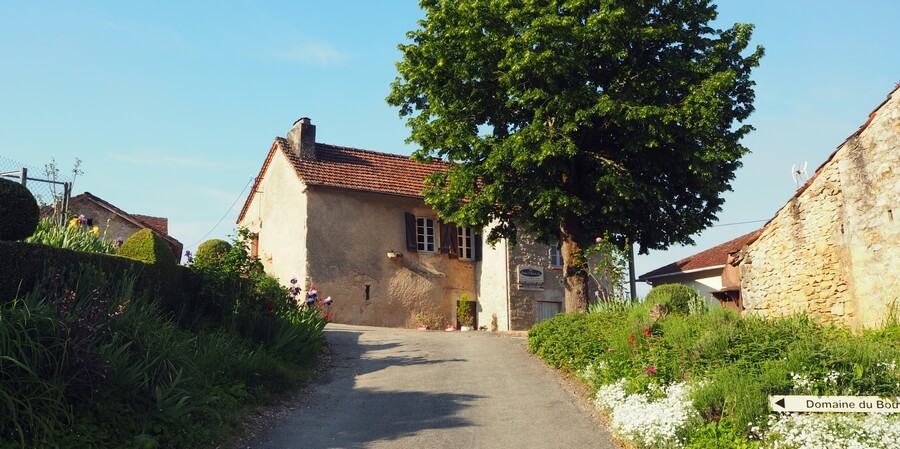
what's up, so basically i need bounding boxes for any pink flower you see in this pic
[595,236,602,244]
[646,365,657,375]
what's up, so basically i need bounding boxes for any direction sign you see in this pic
[769,395,900,413]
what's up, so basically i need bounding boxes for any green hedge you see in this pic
[0,241,180,305]
[0,178,40,241]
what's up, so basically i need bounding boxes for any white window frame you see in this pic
[550,244,563,268]
[457,226,474,260]
[416,217,436,253]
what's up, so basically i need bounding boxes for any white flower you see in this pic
[764,412,900,449]
[594,380,698,448]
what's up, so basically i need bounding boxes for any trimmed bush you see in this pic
[117,228,176,266]
[644,283,701,316]
[0,178,40,241]
[196,239,232,264]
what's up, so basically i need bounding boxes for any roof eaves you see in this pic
[638,265,725,282]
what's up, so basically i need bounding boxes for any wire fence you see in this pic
[0,155,73,223]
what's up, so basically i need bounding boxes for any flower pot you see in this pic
[460,325,473,332]
[416,323,429,331]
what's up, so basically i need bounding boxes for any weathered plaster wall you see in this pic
[305,187,477,328]
[238,150,310,288]
[506,232,565,331]
[477,236,510,331]
[741,90,899,328]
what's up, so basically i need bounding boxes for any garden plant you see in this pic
[1,226,327,448]
[529,284,900,448]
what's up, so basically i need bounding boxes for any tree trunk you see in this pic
[560,224,589,313]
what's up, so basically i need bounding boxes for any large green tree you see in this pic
[388,0,763,311]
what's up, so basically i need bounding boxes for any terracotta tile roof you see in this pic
[238,138,447,222]
[638,229,762,281]
[132,214,168,235]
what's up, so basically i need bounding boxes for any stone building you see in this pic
[68,192,183,262]
[739,86,899,328]
[237,118,566,330]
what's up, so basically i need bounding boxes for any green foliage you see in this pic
[529,304,900,447]
[195,239,232,267]
[0,178,40,241]
[0,241,170,308]
[117,228,176,266]
[0,299,71,446]
[528,311,619,372]
[388,0,764,258]
[25,218,116,254]
[645,283,703,316]
[584,234,630,302]
[457,294,473,327]
[1,248,325,448]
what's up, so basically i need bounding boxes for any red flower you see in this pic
[642,327,652,338]
[646,365,657,375]
[266,302,274,311]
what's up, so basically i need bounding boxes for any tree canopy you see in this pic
[388,0,763,308]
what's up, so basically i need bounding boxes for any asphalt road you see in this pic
[247,324,619,449]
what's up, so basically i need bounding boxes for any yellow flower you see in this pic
[92,226,100,236]
[68,218,78,228]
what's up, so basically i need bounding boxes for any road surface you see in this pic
[247,324,618,449]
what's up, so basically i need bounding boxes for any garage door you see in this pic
[536,301,562,323]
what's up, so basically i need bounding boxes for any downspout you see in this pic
[505,239,511,331]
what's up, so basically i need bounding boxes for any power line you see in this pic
[188,177,254,248]
[711,219,768,228]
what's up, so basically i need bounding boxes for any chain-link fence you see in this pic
[0,155,73,224]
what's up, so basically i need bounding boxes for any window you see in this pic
[416,217,436,252]
[457,226,474,260]
[250,233,259,258]
[550,244,563,268]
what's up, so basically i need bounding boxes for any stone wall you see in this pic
[741,88,899,328]
[506,232,565,331]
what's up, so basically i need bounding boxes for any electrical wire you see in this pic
[187,177,254,248]
[711,219,769,228]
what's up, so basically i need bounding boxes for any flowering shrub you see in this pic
[25,218,116,254]
[530,303,900,448]
[594,380,700,448]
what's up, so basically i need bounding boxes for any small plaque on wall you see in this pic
[517,265,545,290]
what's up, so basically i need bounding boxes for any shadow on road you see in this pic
[316,388,481,448]
[251,327,482,449]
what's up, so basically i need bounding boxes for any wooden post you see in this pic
[628,242,637,301]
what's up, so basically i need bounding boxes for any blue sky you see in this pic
[2,1,897,295]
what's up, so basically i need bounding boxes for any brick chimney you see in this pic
[287,117,317,160]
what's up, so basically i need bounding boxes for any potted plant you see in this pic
[457,294,474,331]
[414,311,431,330]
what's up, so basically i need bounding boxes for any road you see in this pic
[246,324,618,449]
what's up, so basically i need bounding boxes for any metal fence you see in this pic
[0,155,73,224]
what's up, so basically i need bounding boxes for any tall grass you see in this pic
[1,261,327,448]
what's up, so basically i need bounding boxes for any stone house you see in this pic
[237,118,566,330]
[68,192,183,263]
[640,86,898,328]
[737,86,900,328]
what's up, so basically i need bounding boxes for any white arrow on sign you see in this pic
[769,395,900,413]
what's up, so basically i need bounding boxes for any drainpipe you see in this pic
[505,239,511,331]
